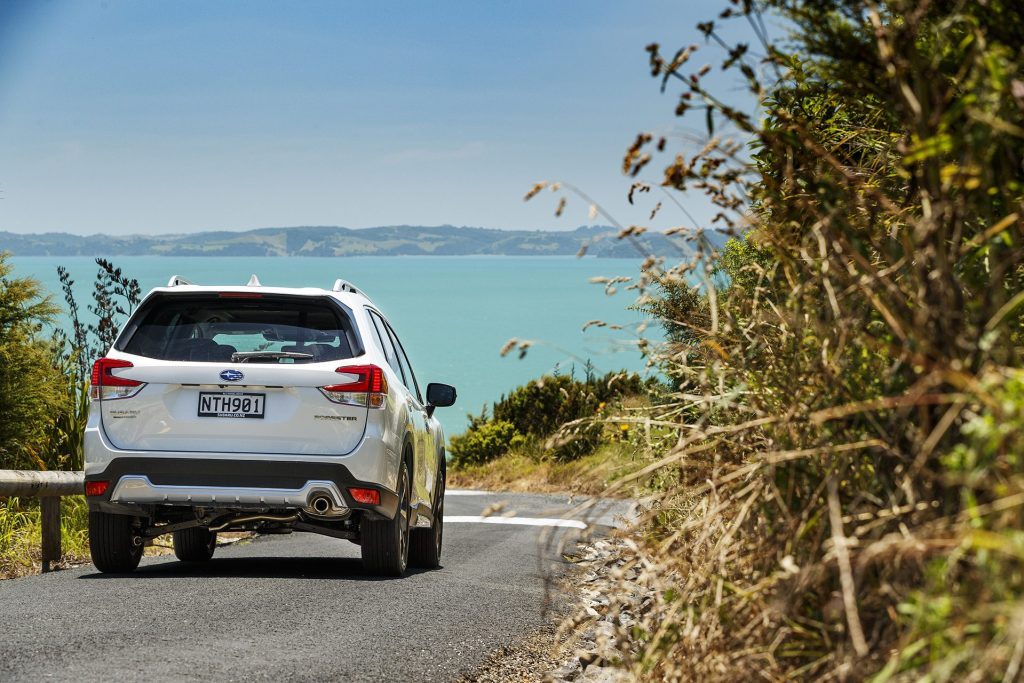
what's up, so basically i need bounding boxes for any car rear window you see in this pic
[118,294,360,363]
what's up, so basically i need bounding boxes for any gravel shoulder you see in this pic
[460,537,641,683]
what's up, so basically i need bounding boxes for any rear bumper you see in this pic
[83,420,401,520]
[85,457,399,520]
[108,476,345,508]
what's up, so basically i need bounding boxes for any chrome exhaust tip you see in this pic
[304,494,350,519]
[310,496,332,515]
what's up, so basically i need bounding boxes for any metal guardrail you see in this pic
[0,470,85,572]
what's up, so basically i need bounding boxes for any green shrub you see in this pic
[495,372,646,438]
[0,255,141,472]
[0,253,65,470]
[545,419,604,461]
[451,370,649,466]
[493,375,595,437]
[449,420,526,467]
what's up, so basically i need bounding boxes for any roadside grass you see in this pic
[0,496,90,579]
[1,497,255,579]
[448,440,652,498]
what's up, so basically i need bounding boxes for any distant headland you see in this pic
[0,224,725,258]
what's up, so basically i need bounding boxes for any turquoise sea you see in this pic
[9,255,655,437]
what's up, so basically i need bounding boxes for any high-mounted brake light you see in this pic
[85,480,109,497]
[218,292,264,299]
[90,358,146,401]
[320,364,389,408]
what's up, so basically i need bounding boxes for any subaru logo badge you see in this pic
[220,369,244,382]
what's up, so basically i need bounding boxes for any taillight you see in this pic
[90,358,146,401]
[349,487,381,506]
[320,364,389,408]
[85,480,109,497]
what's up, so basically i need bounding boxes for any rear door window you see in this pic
[367,310,405,383]
[385,323,422,404]
[119,294,360,363]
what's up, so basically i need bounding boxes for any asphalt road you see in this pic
[0,490,633,682]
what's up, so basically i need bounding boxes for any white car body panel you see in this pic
[98,357,370,455]
[84,280,446,516]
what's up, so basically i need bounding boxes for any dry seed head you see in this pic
[499,338,518,357]
[481,502,506,518]
[523,181,547,201]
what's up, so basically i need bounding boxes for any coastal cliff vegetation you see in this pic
[457,0,1024,678]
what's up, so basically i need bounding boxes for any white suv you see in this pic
[83,275,456,577]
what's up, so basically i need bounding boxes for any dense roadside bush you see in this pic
[449,370,649,467]
[447,420,525,467]
[0,253,65,470]
[0,255,139,575]
[530,1,1024,680]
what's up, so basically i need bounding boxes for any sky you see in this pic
[0,0,752,236]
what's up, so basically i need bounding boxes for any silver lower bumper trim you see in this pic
[109,476,346,509]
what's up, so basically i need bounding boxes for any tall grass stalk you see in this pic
[533,1,1024,679]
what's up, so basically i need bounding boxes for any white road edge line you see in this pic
[445,490,489,496]
[445,515,587,529]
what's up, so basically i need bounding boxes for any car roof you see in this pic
[143,275,379,310]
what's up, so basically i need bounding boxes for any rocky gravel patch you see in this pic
[463,537,653,683]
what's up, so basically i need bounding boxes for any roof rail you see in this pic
[167,275,195,287]
[332,279,363,295]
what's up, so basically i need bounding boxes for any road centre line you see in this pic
[445,515,587,529]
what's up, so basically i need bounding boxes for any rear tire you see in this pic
[88,511,144,573]
[410,466,444,569]
[361,461,411,577]
[173,527,217,562]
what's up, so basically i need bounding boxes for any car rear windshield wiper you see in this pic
[230,351,315,363]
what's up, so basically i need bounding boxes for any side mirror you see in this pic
[425,383,457,417]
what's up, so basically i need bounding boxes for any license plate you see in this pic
[198,392,266,419]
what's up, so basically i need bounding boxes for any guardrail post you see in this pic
[0,470,84,573]
[40,497,62,573]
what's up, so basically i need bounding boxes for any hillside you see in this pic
[0,224,723,258]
